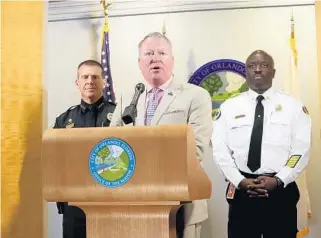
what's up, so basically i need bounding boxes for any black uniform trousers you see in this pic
[227,172,300,238]
[62,205,86,238]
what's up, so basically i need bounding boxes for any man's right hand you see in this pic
[238,178,268,198]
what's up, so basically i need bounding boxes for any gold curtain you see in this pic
[317,2,321,119]
[1,1,44,237]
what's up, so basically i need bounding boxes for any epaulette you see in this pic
[67,105,78,111]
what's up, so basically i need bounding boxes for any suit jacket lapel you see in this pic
[151,83,181,125]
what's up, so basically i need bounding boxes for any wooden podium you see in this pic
[42,125,211,238]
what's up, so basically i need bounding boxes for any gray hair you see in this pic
[138,32,172,53]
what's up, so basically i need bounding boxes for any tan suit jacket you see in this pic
[110,80,212,225]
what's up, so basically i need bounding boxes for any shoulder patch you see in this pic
[302,106,310,115]
[213,109,221,121]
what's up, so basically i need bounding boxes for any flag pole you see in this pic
[100,0,116,103]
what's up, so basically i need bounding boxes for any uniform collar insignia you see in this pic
[98,102,105,109]
[302,106,309,115]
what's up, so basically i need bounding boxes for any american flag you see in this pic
[101,14,116,103]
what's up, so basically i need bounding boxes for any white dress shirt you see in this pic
[212,88,312,187]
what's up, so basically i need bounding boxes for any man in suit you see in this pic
[110,32,212,238]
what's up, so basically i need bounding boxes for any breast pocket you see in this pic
[227,119,252,148]
[159,110,187,124]
[266,115,291,146]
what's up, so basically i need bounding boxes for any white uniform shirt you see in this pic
[212,88,311,187]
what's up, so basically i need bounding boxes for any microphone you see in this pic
[121,83,145,125]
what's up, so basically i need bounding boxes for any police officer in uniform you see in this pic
[212,50,311,238]
[54,60,116,238]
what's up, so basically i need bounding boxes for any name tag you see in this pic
[235,114,245,119]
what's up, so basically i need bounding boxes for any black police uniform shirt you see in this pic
[54,96,116,129]
[53,96,116,214]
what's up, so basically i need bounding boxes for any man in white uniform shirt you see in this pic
[111,32,212,238]
[212,50,311,238]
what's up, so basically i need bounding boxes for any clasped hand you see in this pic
[239,176,277,198]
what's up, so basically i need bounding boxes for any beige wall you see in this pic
[47,3,320,238]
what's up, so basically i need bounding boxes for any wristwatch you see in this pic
[275,176,284,188]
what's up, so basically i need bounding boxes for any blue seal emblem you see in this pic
[89,138,136,188]
[188,59,247,118]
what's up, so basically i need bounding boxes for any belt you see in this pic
[239,170,276,179]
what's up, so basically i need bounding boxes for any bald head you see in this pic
[246,50,274,68]
[245,50,276,94]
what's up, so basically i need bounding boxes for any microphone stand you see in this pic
[120,94,124,126]
[132,109,137,126]
[121,83,145,125]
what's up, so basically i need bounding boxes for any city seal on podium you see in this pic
[188,59,247,118]
[89,138,136,188]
